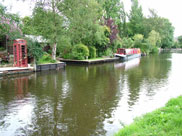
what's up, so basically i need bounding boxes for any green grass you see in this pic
[115,96,182,136]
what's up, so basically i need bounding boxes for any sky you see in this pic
[0,0,181,37]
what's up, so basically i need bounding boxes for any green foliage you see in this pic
[115,96,182,136]
[121,37,134,48]
[57,36,72,57]
[151,47,159,54]
[32,0,64,60]
[112,37,123,52]
[172,41,179,48]
[94,25,110,47]
[140,42,151,55]
[0,4,22,40]
[143,11,174,48]
[133,34,143,43]
[104,48,113,57]
[0,0,175,59]
[21,16,36,35]
[38,53,56,64]
[94,25,110,56]
[89,46,96,59]
[102,0,123,24]
[147,30,161,47]
[128,0,144,36]
[133,34,144,48]
[60,0,102,45]
[0,46,5,51]
[32,6,63,44]
[72,43,89,60]
[177,36,182,47]
[26,38,44,61]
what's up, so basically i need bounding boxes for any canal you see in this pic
[0,53,182,136]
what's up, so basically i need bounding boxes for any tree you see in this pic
[21,16,36,35]
[133,34,144,48]
[32,0,64,60]
[121,37,134,48]
[118,2,128,37]
[59,0,102,46]
[147,30,161,47]
[178,36,182,47]
[102,0,122,23]
[128,0,144,36]
[0,3,22,40]
[143,10,174,48]
[98,0,124,45]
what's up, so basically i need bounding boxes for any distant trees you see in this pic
[178,36,182,45]
[174,36,182,48]
[143,11,174,48]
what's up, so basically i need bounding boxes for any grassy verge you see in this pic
[115,96,182,136]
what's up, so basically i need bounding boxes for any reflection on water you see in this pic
[114,57,140,70]
[0,53,182,136]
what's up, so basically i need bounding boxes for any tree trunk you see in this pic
[52,43,57,60]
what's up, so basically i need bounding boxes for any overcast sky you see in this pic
[1,0,181,37]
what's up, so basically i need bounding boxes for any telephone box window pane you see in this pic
[21,45,25,58]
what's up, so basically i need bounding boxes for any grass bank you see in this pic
[115,96,182,136]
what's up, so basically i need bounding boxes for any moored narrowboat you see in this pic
[115,48,141,61]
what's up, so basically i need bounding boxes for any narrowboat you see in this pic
[115,48,141,61]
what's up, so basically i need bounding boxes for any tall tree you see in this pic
[102,0,122,23]
[128,0,144,36]
[21,16,36,35]
[32,0,64,60]
[58,0,102,46]
[118,2,128,37]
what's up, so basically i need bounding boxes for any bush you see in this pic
[140,42,151,55]
[38,53,56,64]
[57,36,72,58]
[89,46,96,59]
[112,38,122,52]
[151,47,159,54]
[26,38,43,62]
[104,48,113,57]
[121,37,134,48]
[0,47,5,51]
[72,43,89,60]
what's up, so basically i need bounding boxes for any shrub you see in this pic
[26,38,43,62]
[72,43,89,60]
[151,47,159,54]
[0,47,5,51]
[89,46,96,59]
[112,37,122,52]
[140,42,150,55]
[104,48,113,57]
[38,53,56,64]
[121,37,134,48]
[57,36,72,58]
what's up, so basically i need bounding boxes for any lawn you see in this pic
[115,96,182,136]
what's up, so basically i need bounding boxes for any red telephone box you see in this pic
[13,39,28,67]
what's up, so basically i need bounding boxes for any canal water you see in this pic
[0,53,182,136]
